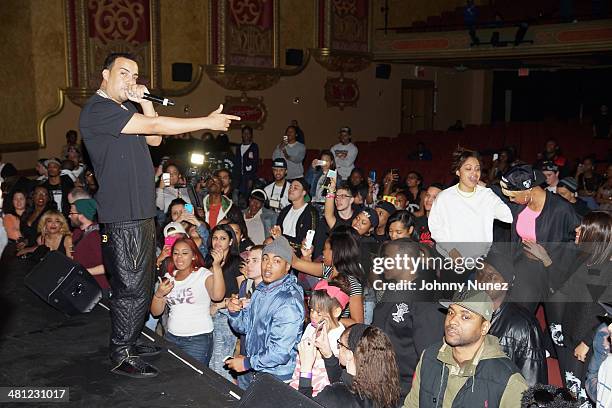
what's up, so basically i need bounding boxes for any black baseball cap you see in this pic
[360,207,379,230]
[272,158,287,169]
[540,161,559,173]
[376,200,396,216]
[500,165,546,191]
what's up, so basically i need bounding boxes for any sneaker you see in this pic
[134,344,163,357]
[111,356,159,378]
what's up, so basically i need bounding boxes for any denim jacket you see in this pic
[586,323,611,401]
[228,273,304,380]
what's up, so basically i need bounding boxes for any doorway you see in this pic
[401,79,434,134]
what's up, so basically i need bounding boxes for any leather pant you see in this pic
[101,218,156,363]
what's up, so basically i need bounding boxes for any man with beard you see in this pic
[404,289,527,408]
[68,198,109,294]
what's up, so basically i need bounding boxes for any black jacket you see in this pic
[299,357,378,408]
[493,187,581,291]
[276,203,319,254]
[372,274,447,399]
[488,301,548,386]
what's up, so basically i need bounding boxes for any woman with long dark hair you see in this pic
[298,324,401,408]
[429,148,512,260]
[532,211,612,404]
[2,189,28,257]
[205,223,244,381]
[151,238,225,366]
[292,226,364,325]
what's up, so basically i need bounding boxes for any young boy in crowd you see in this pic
[226,237,304,387]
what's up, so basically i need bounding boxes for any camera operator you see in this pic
[263,158,290,234]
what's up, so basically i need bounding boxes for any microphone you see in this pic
[143,92,175,106]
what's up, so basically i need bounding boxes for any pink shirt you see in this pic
[516,206,541,242]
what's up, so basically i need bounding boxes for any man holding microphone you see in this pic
[80,52,240,378]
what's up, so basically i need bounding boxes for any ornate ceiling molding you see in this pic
[313,48,372,72]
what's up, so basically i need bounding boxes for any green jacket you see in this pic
[404,335,528,408]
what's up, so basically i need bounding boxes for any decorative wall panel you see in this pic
[65,0,161,106]
[209,0,279,68]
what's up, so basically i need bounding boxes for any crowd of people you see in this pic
[0,118,611,408]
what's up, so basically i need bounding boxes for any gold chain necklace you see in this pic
[456,184,477,198]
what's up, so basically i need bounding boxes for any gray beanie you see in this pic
[263,236,293,264]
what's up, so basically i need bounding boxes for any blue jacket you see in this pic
[228,273,304,380]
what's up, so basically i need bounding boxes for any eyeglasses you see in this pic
[336,339,350,350]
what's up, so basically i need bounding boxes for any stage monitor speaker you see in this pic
[172,62,193,82]
[376,63,391,79]
[24,251,102,316]
[285,49,304,66]
[238,373,323,408]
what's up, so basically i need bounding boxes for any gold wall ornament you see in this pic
[223,93,267,130]
[312,48,371,72]
[324,74,359,110]
[205,65,280,91]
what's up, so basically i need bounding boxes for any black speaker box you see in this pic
[24,251,102,316]
[285,49,304,66]
[238,373,323,408]
[376,63,391,79]
[172,62,193,82]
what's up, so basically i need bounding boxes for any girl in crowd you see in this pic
[393,191,408,211]
[21,185,56,247]
[18,209,72,257]
[402,171,424,215]
[292,227,364,326]
[386,210,415,241]
[596,164,612,212]
[159,198,209,258]
[3,189,27,242]
[534,211,612,403]
[290,276,350,396]
[298,324,401,408]
[429,148,512,260]
[225,220,254,253]
[413,183,444,246]
[205,224,244,381]
[151,238,225,366]
[306,150,338,209]
[155,163,191,213]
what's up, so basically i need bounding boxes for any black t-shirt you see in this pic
[79,94,156,223]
